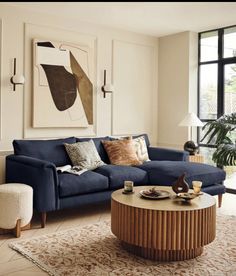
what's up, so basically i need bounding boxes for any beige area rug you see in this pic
[9,214,236,276]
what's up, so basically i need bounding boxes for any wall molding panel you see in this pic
[111,39,157,140]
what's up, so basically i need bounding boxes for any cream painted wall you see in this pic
[157,31,198,149]
[0,5,158,183]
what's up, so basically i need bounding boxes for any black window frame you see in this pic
[197,24,236,150]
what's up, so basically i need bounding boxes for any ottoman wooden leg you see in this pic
[21,222,31,231]
[13,219,21,238]
[0,221,30,237]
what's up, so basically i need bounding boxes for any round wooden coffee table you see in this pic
[111,186,216,261]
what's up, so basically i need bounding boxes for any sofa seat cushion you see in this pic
[94,165,148,190]
[202,183,226,196]
[137,161,226,187]
[58,171,109,198]
[13,137,76,166]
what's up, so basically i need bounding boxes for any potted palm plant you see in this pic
[200,112,236,167]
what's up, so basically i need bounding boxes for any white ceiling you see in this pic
[3,2,236,37]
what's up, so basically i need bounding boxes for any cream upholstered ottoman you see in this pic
[0,183,33,237]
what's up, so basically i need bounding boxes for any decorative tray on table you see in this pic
[139,187,171,200]
[176,192,200,201]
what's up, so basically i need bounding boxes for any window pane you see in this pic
[224,63,236,114]
[199,147,216,166]
[224,27,236,58]
[199,64,218,120]
[224,166,236,191]
[200,31,218,62]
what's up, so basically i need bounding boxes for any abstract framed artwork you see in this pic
[33,39,93,128]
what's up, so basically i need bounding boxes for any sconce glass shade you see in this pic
[101,69,113,98]
[10,58,25,91]
[103,84,113,92]
[11,74,25,85]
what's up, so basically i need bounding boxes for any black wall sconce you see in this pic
[101,69,113,98]
[10,58,25,91]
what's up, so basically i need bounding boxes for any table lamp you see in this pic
[178,112,204,155]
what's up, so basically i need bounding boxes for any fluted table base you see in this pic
[122,242,203,261]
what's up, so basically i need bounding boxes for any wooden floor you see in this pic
[0,193,235,276]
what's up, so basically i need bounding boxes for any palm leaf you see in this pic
[200,113,236,166]
[212,143,236,166]
[201,112,236,145]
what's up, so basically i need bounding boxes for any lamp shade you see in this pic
[178,112,204,127]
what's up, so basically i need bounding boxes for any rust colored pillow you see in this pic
[102,138,142,166]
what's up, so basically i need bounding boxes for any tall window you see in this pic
[198,25,236,164]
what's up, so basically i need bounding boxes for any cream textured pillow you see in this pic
[133,136,150,162]
[102,138,142,166]
[64,140,105,170]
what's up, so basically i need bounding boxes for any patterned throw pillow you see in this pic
[132,136,150,163]
[64,140,105,170]
[102,137,142,166]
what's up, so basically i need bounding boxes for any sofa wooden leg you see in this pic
[14,219,21,238]
[218,194,223,208]
[41,212,47,228]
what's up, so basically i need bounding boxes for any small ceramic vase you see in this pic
[172,173,189,194]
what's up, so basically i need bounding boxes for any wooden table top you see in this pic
[111,186,216,211]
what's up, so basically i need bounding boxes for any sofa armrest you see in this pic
[148,147,189,161]
[6,154,59,212]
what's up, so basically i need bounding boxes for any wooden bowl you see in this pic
[177,192,199,201]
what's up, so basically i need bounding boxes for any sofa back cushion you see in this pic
[110,134,150,146]
[13,137,76,166]
[76,136,111,163]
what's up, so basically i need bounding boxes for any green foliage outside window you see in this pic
[225,64,236,94]
[201,113,236,166]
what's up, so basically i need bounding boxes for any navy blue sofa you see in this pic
[5,134,226,227]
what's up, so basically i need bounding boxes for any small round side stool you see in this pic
[0,183,33,238]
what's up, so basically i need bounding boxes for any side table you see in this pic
[189,154,204,163]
